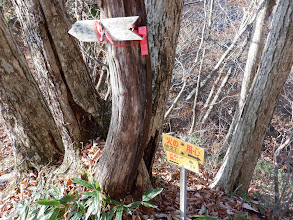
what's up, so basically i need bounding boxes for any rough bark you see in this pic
[94,0,152,198]
[0,10,63,171]
[12,0,110,172]
[219,0,276,158]
[143,0,184,173]
[211,0,293,193]
[239,0,274,109]
[13,0,110,136]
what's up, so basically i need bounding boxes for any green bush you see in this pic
[9,178,163,220]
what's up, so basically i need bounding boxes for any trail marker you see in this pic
[166,151,199,173]
[163,133,204,164]
[68,16,148,55]
[162,133,205,220]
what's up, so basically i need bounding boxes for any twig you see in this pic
[165,59,187,119]
[184,1,203,6]
[272,132,293,218]
[80,45,109,70]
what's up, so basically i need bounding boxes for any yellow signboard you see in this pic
[165,150,180,165]
[166,151,199,173]
[162,134,205,164]
[180,156,199,173]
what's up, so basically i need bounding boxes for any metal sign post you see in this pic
[162,133,205,220]
[180,167,187,220]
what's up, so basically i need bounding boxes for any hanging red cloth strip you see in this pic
[94,21,148,55]
[138,26,148,56]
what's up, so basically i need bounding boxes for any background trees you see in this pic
[212,0,293,192]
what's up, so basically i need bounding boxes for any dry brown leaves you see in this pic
[0,126,285,219]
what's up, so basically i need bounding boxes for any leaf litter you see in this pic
[0,120,292,219]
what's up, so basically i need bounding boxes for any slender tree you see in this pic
[211,0,293,193]
[220,0,276,156]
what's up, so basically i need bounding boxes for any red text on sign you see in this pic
[186,144,200,156]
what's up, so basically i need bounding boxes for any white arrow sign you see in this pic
[68,16,143,42]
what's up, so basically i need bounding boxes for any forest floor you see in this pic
[0,115,292,219]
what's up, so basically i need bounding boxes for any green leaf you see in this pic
[66,209,78,220]
[31,209,39,214]
[57,211,65,218]
[72,178,95,190]
[104,198,121,205]
[94,180,100,191]
[38,177,44,189]
[81,191,97,197]
[59,195,77,205]
[77,202,86,212]
[71,212,83,220]
[142,188,163,201]
[122,205,131,213]
[85,204,94,220]
[51,184,59,194]
[20,206,29,220]
[115,206,123,220]
[93,193,102,216]
[142,202,156,208]
[101,213,107,220]
[49,208,60,220]
[127,201,141,209]
[42,208,55,220]
[108,209,116,219]
[36,199,61,206]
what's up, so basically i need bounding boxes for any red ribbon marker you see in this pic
[138,26,148,56]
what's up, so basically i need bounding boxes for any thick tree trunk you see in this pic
[94,0,152,198]
[13,0,110,172]
[0,10,63,171]
[211,1,293,193]
[143,0,184,173]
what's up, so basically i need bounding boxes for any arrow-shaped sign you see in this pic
[162,133,205,164]
[68,16,143,42]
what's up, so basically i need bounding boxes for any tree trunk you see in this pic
[211,0,293,193]
[239,0,275,109]
[219,0,275,157]
[13,0,110,172]
[143,0,184,173]
[0,10,64,171]
[94,0,152,198]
